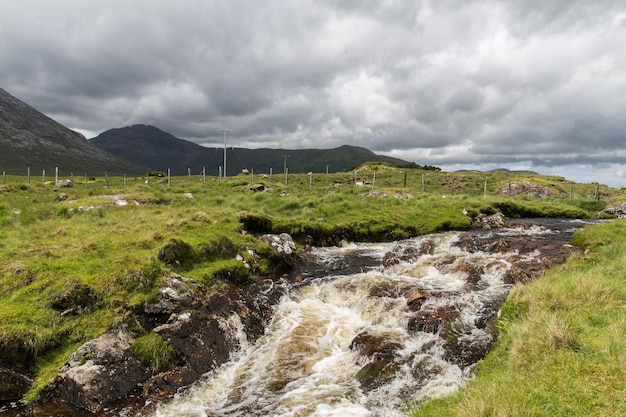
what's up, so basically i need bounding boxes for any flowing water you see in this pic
[151,220,591,417]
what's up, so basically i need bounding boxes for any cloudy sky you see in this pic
[2,1,625,186]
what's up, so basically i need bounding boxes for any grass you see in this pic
[410,220,626,417]
[0,165,623,402]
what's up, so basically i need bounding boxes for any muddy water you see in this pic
[150,219,593,417]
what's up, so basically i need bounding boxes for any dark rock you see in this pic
[408,306,459,334]
[403,287,428,311]
[350,330,402,390]
[154,313,237,376]
[0,367,32,402]
[55,192,69,201]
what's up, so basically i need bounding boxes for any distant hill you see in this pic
[0,89,149,176]
[90,124,410,176]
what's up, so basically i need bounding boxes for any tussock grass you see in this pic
[411,220,626,417]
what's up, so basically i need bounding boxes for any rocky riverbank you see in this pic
[5,216,596,416]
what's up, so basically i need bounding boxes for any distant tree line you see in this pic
[397,162,441,171]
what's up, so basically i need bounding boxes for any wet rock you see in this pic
[53,328,151,414]
[408,306,460,334]
[0,367,32,402]
[403,287,428,311]
[350,330,402,390]
[154,313,237,376]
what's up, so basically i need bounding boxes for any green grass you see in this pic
[0,166,622,402]
[410,220,626,417]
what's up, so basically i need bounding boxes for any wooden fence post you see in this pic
[202,166,206,184]
[42,169,45,184]
[403,171,407,188]
[27,166,30,184]
[421,173,425,192]
[270,168,273,184]
[168,169,171,187]
[105,171,109,188]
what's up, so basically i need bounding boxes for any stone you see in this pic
[261,233,296,255]
[471,212,506,229]
[249,183,265,192]
[403,288,428,311]
[57,179,73,188]
[0,367,32,402]
[55,328,151,414]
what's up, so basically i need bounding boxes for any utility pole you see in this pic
[220,129,231,178]
[282,154,290,184]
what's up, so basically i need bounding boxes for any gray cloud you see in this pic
[1,0,625,185]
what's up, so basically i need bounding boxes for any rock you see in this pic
[55,328,151,414]
[55,193,68,201]
[57,179,73,188]
[407,306,459,334]
[261,233,296,255]
[350,330,402,390]
[403,288,428,311]
[0,367,32,402]
[154,313,238,376]
[601,202,626,218]
[471,212,506,229]
[144,275,203,316]
[249,183,265,192]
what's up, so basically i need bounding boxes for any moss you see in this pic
[129,333,177,373]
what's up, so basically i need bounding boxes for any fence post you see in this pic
[202,166,206,184]
[594,184,600,201]
[105,171,109,188]
[309,172,313,190]
[27,166,30,184]
[219,166,222,180]
[168,169,171,187]
[2,171,5,185]
[372,171,376,190]
[188,168,191,182]
[421,173,425,192]
[55,166,59,187]
[484,180,487,197]
[270,168,273,184]
[42,169,45,184]
[85,173,88,190]
[285,168,288,185]
[124,174,127,187]
[403,171,407,188]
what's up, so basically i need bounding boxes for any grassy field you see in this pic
[0,163,622,401]
[410,220,626,417]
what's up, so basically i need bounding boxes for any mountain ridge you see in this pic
[90,124,411,176]
[0,88,149,176]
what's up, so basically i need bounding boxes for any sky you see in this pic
[1,1,625,186]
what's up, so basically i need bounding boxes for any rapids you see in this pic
[151,220,592,417]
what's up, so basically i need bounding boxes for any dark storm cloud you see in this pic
[1,0,625,184]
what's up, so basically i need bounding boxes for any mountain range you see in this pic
[0,88,148,176]
[0,88,409,177]
[90,124,409,176]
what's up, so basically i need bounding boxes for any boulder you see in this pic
[403,287,428,311]
[144,275,203,316]
[601,203,626,218]
[471,212,506,229]
[261,233,296,255]
[55,328,151,414]
[57,179,73,188]
[249,183,265,192]
[350,330,402,390]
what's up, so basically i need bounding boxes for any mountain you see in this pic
[0,88,148,176]
[91,124,410,176]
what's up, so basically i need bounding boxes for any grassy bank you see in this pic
[411,220,626,417]
[0,165,621,401]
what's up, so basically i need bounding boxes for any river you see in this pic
[149,219,593,417]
